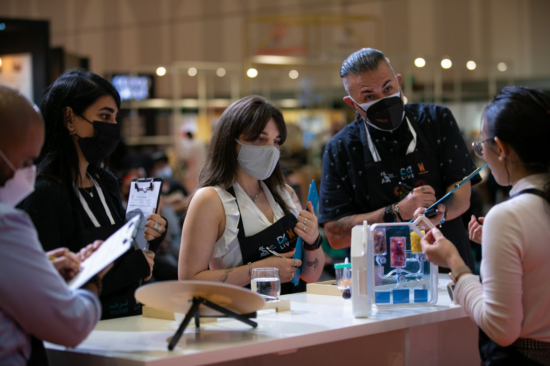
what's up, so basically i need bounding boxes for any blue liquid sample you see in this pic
[375,292,391,304]
[414,289,428,303]
[393,289,410,304]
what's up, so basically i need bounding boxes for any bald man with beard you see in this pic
[0,86,104,366]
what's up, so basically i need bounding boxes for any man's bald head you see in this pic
[0,85,43,147]
[0,85,44,187]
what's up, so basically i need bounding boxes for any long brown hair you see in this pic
[195,95,290,211]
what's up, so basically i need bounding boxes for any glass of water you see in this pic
[251,267,281,301]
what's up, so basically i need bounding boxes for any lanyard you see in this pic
[364,117,417,163]
[74,173,116,227]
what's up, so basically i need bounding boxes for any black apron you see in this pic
[76,176,142,320]
[227,187,307,294]
[361,117,475,271]
[478,188,548,366]
[27,335,49,366]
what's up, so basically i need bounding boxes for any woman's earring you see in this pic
[69,131,76,136]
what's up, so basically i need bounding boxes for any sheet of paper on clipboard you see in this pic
[291,180,319,286]
[68,215,140,290]
[125,178,163,250]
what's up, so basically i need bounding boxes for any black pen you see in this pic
[399,182,415,191]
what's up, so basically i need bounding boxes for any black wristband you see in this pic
[383,205,396,223]
[304,234,323,251]
[393,203,405,222]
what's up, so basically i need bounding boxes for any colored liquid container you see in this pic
[410,228,425,253]
[390,237,406,268]
[373,229,387,255]
[334,258,352,300]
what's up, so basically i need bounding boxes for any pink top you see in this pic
[455,174,550,346]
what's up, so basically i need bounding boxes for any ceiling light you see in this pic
[414,58,426,68]
[156,67,166,76]
[247,68,258,78]
[441,58,452,69]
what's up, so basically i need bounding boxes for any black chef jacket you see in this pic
[319,103,480,270]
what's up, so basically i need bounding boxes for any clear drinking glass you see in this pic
[251,267,281,301]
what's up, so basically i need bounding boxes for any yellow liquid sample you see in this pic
[410,230,425,253]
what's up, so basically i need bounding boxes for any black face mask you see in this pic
[76,118,120,164]
[358,93,405,132]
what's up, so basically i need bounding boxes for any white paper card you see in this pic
[68,215,140,290]
[126,179,162,250]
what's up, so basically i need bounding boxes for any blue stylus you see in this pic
[292,180,319,286]
[409,164,488,222]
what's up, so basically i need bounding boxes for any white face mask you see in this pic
[235,139,280,180]
[0,149,36,207]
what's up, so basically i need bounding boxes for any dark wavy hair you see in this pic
[36,68,121,204]
[196,95,290,211]
[483,86,550,203]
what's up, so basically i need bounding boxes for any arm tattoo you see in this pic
[325,214,358,239]
[306,258,319,269]
[325,209,384,239]
[219,268,233,283]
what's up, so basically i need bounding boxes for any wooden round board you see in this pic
[135,280,265,316]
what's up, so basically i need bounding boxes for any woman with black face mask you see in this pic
[19,68,167,320]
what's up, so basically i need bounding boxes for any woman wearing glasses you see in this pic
[178,96,325,293]
[19,69,167,319]
[421,86,550,365]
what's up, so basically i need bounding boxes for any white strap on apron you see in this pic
[364,117,417,163]
[75,173,116,227]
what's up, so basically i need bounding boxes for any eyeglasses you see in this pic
[472,138,494,159]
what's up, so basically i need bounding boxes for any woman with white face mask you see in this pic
[178,96,325,293]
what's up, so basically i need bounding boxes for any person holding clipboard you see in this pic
[19,69,168,320]
[0,85,106,366]
[178,96,325,294]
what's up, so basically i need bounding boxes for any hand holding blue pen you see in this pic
[291,180,320,286]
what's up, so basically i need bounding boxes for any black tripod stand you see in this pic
[168,297,258,350]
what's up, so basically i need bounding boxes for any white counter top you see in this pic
[46,276,474,366]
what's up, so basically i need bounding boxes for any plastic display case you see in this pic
[351,216,438,318]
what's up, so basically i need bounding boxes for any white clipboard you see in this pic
[68,215,140,291]
[125,178,163,251]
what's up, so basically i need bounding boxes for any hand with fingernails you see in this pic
[412,204,446,227]
[468,215,484,244]
[77,240,103,262]
[47,247,82,281]
[48,240,104,281]
[294,201,319,245]
[255,249,302,283]
[420,227,465,270]
[141,249,155,281]
[144,213,167,241]
[398,184,437,221]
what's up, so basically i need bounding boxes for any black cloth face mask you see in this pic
[76,117,120,164]
[354,92,405,132]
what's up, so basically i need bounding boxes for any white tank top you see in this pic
[209,181,299,270]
